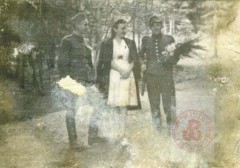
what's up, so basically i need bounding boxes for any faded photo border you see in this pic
[1,0,240,167]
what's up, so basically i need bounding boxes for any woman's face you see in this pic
[114,23,126,38]
[74,19,89,37]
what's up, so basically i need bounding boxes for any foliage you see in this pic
[0,42,18,74]
[0,0,215,74]
[200,0,236,34]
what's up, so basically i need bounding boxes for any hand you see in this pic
[162,51,168,57]
[120,70,131,79]
[162,51,174,56]
[32,51,37,60]
[85,64,92,71]
[119,68,128,75]
[141,64,147,72]
[160,56,168,62]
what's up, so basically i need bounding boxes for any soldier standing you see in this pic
[139,16,180,135]
[59,13,92,83]
[58,13,101,150]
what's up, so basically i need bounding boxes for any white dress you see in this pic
[107,39,138,107]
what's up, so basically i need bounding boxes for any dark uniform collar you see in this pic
[72,32,84,43]
[152,33,162,40]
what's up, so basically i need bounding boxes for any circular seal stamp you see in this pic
[172,110,215,152]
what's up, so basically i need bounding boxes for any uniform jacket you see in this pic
[139,33,180,77]
[58,33,93,81]
[97,37,141,108]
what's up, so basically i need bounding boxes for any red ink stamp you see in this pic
[172,110,215,152]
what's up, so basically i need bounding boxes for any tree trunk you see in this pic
[163,16,167,34]
[137,19,141,50]
[169,15,173,35]
[132,0,136,41]
[133,16,135,41]
[144,0,148,30]
[172,15,175,34]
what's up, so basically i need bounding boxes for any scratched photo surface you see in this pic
[0,0,239,167]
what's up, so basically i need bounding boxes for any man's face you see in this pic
[151,22,162,35]
[74,19,89,37]
[114,23,126,38]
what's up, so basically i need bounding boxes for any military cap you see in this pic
[149,16,163,27]
[70,13,86,24]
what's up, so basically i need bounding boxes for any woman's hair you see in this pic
[111,19,126,38]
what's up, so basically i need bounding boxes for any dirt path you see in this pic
[0,58,216,168]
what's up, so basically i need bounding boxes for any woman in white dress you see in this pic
[108,31,138,107]
[97,19,141,141]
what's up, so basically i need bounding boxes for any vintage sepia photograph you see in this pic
[0,0,240,167]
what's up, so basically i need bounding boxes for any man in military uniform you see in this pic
[139,16,180,135]
[59,13,92,82]
[58,13,100,150]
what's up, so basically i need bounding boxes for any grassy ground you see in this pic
[0,75,15,124]
[0,57,220,168]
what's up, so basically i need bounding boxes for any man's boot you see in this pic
[151,108,162,135]
[69,140,85,151]
[166,116,175,137]
[88,126,107,146]
[66,115,85,151]
[166,106,177,137]
[88,108,107,146]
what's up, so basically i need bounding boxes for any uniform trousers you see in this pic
[146,73,177,134]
